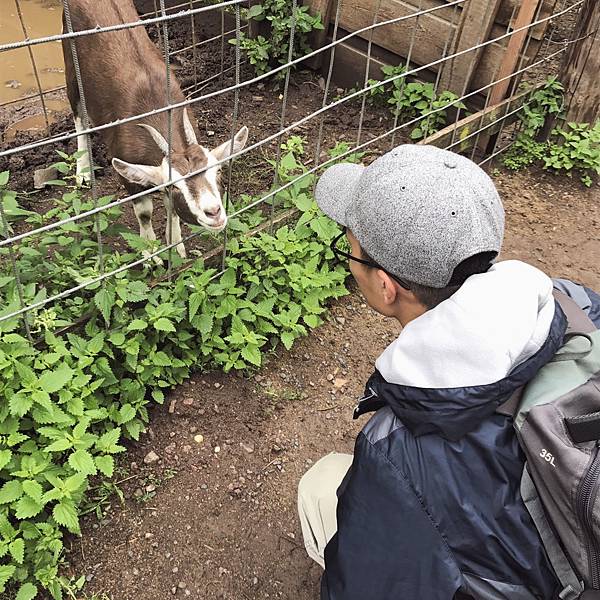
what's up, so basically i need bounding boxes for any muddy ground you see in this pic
[51,167,599,600]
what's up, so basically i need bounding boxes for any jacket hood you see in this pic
[356,261,568,440]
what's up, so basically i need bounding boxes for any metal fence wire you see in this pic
[0,0,587,332]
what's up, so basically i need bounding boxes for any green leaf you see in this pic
[95,455,114,478]
[0,564,16,592]
[126,319,148,331]
[281,331,295,351]
[0,480,22,504]
[68,449,97,475]
[119,404,136,424]
[94,288,115,325]
[109,332,126,346]
[53,501,80,533]
[8,538,24,564]
[39,363,74,393]
[22,480,43,504]
[153,318,175,332]
[9,394,32,418]
[304,314,320,328]
[14,495,43,519]
[87,332,105,355]
[241,344,262,366]
[0,171,9,187]
[96,427,124,454]
[0,450,12,471]
[247,3,264,18]
[45,438,72,452]
[189,291,204,321]
[16,582,38,600]
[195,314,213,336]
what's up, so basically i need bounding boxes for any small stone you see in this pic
[144,451,160,464]
[172,566,179,574]
[34,166,58,189]
[326,374,334,382]
[133,567,139,576]
[252,95,264,102]
[169,431,176,438]
[214,446,221,454]
[240,442,254,454]
[134,488,143,498]
[5,80,21,89]
[183,445,192,453]
[333,378,348,389]
[168,399,177,414]
[207,130,215,136]
[145,484,156,493]
[194,434,204,444]
[336,316,346,325]
[182,398,194,406]
[214,382,221,389]
[190,426,197,433]
[178,581,186,589]
[145,532,154,539]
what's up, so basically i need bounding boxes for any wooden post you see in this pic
[559,0,600,124]
[488,0,541,106]
[306,0,336,70]
[438,0,503,96]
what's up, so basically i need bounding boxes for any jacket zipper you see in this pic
[577,441,600,589]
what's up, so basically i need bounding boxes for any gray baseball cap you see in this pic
[315,144,505,288]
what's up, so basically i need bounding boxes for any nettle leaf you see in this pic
[188,291,204,321]
[96,427,124,454]
[87,332,105,355]
[241,344,261,366]
[53,501,80,533]
[0,480,22,504]
[126,280,149,303]
[68,449,96,475]
[126,319,147,332]
[14,496,43,519]
[45,438,71,452]
[0,564,16,591]
[95,455,114,478]
[280,331,295,351]
[152,351,171,367]
[0,450,11,471]
[22,480,43,504]
[153,318,175,333]
[8,538,24,564]
[39,363,74,394]
[9,394,32,418]
[118,404,136,424]
[16,582,38,600]
[109,332,126,346]
[194,314,213,336]
[94,288,115,325]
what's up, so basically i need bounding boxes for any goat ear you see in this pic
[112,158,164,187]
[210,126,249,162]
[183,109,198,146]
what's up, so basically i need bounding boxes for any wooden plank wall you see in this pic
[312,0,555,98]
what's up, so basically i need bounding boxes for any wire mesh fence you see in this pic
[0,0,586,336]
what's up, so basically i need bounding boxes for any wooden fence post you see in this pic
[306,0,336,70]
[438,0,503,96]
[559,0,600,124]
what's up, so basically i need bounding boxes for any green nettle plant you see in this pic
[503,77,600,187]
[343,64,466,141]
[0,139,352,598]
[230,0,324,78]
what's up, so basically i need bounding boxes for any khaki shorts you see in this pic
[297,452,353,568]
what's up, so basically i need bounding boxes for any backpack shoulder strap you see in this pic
[554,289,596,335]
[497,289,596,418]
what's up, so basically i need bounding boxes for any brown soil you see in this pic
[55,167,600,600]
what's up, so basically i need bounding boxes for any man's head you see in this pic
[317,145,504,324]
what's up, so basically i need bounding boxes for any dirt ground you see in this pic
[50,167,599,600]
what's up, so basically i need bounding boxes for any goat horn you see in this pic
[183,109,198,146]
[138,123,170,156]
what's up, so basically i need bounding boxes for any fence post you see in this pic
[558,0,600,124]
[438,0,503,96]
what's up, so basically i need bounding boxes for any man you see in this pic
[297,144,600,599]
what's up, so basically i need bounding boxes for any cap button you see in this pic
[444,158,457,169]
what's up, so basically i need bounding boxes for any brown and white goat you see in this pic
[62,0,248,261]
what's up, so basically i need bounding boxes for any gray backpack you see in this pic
[499,291,600,600]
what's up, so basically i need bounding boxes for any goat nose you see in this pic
[204,206,222,219]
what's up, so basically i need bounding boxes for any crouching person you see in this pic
[298,145,600,599]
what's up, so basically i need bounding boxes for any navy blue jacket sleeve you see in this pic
[321,432,463,600]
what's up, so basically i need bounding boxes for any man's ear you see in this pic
[376,270,400,306]
[112,158,164,187]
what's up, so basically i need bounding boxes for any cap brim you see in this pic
[315,163,364,226]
